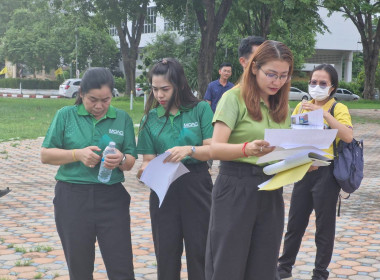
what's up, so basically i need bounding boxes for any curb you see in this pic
[0,93,64,99]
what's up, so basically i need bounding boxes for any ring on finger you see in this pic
[260,146,263,152]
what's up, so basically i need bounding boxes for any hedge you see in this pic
[0,78,60,90]
[290,80,362,96]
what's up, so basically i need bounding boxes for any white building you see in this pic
[113,5,361,82]
[304,8,362,82]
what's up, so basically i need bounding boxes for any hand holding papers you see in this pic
[291,108,324,129]
[257,128,337,191]
[140,152,189,207]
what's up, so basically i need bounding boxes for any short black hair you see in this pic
[219,62,232,70]
[238,36,265,59]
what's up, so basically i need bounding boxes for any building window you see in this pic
[109,25,118,36]
[143,7,156,34]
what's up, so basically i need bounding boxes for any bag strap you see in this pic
[329,102,338,158]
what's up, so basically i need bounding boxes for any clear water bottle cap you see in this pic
[109,141,116,148]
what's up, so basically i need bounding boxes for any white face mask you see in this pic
[308,85,331,101]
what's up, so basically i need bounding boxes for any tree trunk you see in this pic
[195,0,234,98]
[361,40,379,100]
[197,30,218,98]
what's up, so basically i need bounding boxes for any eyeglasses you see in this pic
[309,80,330,89]
[259,68,290,82]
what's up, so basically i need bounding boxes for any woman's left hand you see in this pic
[164,146,192,163]
[300,102,321,112]
[103,148,124,169]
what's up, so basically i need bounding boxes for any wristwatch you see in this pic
[119,154,127,166]
[191,146,196,156]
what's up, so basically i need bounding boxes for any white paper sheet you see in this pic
[264,128,337,149]
[140,152,190,207]
[291,108,324,129]
[257,146,332,164]
[262,152,330,175]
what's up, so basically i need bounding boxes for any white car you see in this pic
[334,88,360,101]
[59,79,81,98]
[59,78,119,98]
[135,84,145,97]
[288,87,311,101]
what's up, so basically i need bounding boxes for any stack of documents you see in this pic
[257,127,337,191]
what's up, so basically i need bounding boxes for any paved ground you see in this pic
[0,111,379,280]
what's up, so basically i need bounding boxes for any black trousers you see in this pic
[54,181,135,280]
[278,164,340,279]
[205,161,284,280]
[150,162,212,280]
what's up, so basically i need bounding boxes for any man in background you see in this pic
[204,62,234,113]
[204,62,233,170]
[238,35,265,68]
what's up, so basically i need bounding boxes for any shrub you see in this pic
[0,78,60,89]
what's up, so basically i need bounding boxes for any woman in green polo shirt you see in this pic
[137,58,213,280]
[41,68,137,280]
[205,40,293,280]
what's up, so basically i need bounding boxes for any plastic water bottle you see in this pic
[98,142,116,183]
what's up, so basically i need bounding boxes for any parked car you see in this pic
[288,87,311,101]
[112,88,119,97]
[334,88,360,101]
[135,84,144,97]
[59,78,119,98]
[59,79,81,98]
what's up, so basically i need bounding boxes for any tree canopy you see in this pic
[323,0,380,99]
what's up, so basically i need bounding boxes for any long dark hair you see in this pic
[75,67,114,105]
[144,58,199,116]
[140,58,199,133]
[310,64,339,96]
[241,40,293,123]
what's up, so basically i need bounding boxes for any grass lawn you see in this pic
[0,97,379,142]
[0,97,146,142]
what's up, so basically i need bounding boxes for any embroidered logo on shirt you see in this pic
[183,122,199,128]
[109,129,124,136]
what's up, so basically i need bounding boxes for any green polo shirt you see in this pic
[213,86,291,165]
[137,101,213,164]
[42,104,137,185]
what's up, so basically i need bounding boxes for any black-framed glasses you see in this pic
[259,68,291,82]
[309,80,330,89]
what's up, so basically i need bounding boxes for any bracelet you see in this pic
[242,142,249,157]
[72,149,77,161]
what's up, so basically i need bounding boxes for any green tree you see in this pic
[323,0,380,99]
[0,0,27,37]
[138,32,200,91]
[220,0,326,71]
[57,0,149,95]
[1,0,118,78]
[156,0,234,98]
[1,4,60,77]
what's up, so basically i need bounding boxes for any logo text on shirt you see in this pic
[109,129,124,136]
[183,122,199,128]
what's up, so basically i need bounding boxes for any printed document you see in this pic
[291,108,324,129]
[140,152,189,207]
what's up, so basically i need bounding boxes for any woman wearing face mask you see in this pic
[277,64,353,280]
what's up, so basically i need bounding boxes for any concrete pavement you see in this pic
[0,113,379,280]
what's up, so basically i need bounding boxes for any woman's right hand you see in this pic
[76,146,101,168]
[245,140,275,157]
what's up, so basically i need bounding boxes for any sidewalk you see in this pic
[0,119,379,280]
[0,88,62,98]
